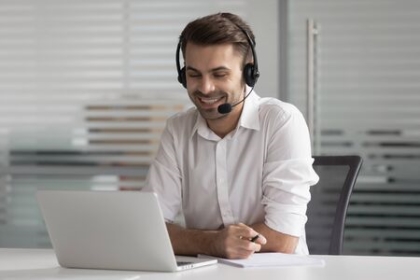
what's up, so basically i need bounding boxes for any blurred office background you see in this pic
[0,0,419,256]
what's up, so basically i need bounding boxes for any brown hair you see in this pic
[179,12,255,61]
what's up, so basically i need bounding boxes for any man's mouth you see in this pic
[198,96,224,105]
[197,96,224,107]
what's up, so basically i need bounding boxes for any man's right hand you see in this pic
[166,222,266,259]
[211,223,267,259]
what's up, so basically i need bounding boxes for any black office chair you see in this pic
[306,155,363,255]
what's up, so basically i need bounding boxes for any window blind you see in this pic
[287,0,420,256]
[0,0,252,248]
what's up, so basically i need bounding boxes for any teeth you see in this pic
[199,97,221,104]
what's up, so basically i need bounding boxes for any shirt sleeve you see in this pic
[261,105,319,237]
[143,120,182,223]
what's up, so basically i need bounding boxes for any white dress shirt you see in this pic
[144,90,319,254]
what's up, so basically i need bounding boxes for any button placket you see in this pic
[215,139,235,225]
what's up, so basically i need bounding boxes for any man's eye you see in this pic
[214,73,227,78]
[187,72,200,78]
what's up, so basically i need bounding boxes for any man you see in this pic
[144,12,319,259]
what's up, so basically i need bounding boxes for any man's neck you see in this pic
[207,105,243,138]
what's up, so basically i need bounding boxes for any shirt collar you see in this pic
[239,87,260,131]
[191,87,261,140]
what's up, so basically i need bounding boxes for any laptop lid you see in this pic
[36,190,216,272]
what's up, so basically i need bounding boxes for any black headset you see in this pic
[176,22,260,89]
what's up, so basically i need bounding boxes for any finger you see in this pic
[252,234,267,245]
[236,226,267,245]
[250,234,260,242]
[249,242,262,252]
[238,236,262,252]
[226,243,259,259]
[236,224,257,239]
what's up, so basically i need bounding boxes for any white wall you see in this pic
[248,0,279,98]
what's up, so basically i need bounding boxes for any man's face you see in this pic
[184,43,245,121]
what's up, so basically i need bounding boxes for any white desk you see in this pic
[1,248,420,280]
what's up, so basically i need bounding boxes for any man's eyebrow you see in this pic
[186,66,200,72]
[186,66,230,73]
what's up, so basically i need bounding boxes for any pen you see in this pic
[250,235,259,242]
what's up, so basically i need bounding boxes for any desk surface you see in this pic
[1,248,420,280]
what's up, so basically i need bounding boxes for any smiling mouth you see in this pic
[197,96,225,106]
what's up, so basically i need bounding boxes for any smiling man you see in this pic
[185,42,246,137]
[144,12,319,259]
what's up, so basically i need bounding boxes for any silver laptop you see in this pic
[36,190,217,272]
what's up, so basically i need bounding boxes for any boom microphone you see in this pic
[217,103,233,114]
[217,87,254,114]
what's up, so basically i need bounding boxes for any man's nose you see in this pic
[197,76,215,94]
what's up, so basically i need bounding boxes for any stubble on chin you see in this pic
[196,106,223,121]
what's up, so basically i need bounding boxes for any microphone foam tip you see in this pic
[217,103,232,114]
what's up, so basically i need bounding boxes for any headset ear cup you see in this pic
[243,63,256,87]
[178,67,187,88]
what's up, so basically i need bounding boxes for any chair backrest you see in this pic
[306,155,363,255]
